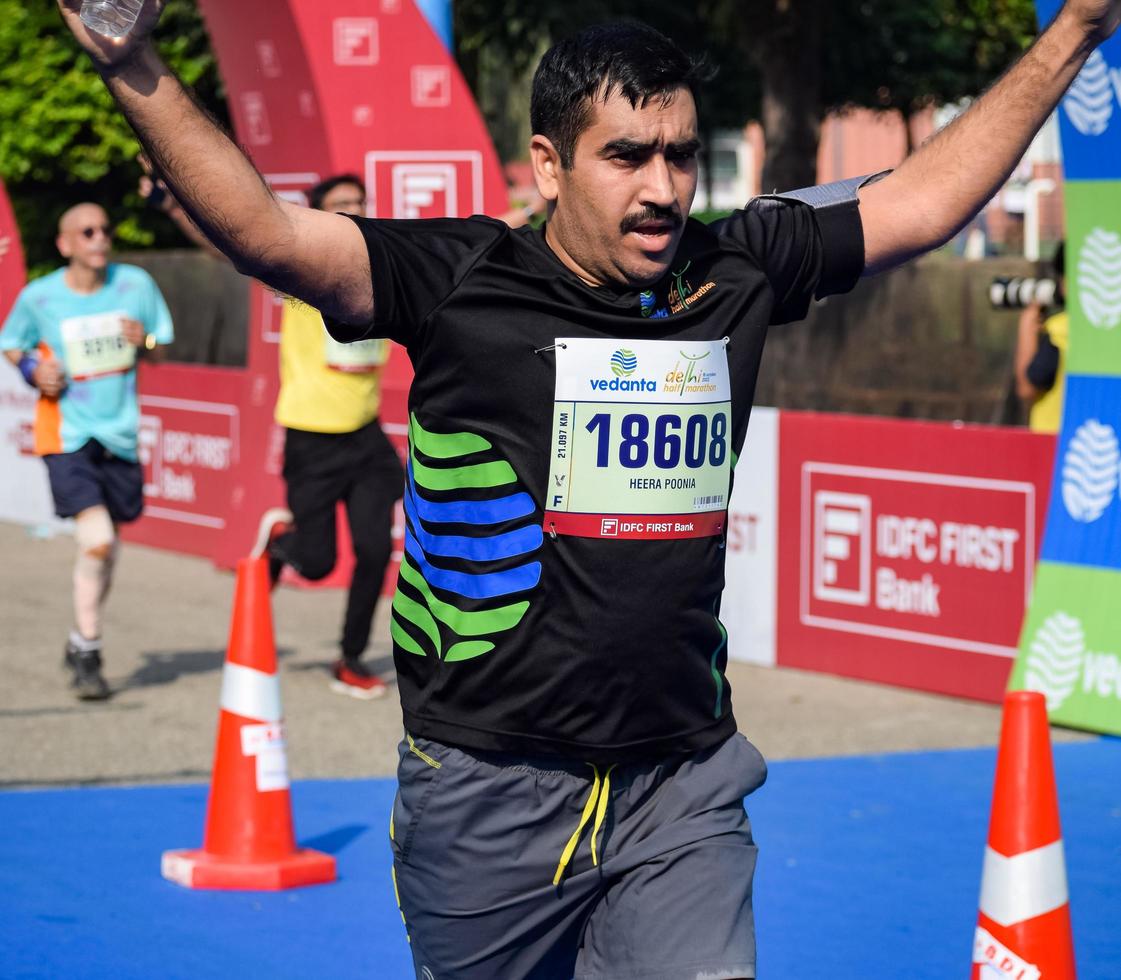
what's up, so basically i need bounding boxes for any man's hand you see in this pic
[56,0,163,68]
[1062,0,1121,44]
[34,358,66,399]
[0,235,9,263]
[120,317,145,348]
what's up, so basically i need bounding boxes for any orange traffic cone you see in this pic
[161,556,336,890]
[971,691,1075,979]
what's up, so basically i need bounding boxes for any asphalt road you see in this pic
[0,520,1089,789]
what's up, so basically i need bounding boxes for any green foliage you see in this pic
[826,0,1039,117]
[455,0,1035,191]
[0,0,227,276]
[0,0,1041,273]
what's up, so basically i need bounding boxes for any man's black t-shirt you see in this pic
[337,199,863,762]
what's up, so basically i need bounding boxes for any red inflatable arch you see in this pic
[122,0,510,577]
[0,179,25,321]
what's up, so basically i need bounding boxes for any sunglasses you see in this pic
[79,225,113,240]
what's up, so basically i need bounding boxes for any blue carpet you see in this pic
[1,741,1118,979]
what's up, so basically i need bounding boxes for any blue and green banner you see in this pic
[1010,2,1121,733]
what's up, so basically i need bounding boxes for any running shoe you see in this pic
[329,658,388,700]
[64,641,110,701]
[251,506,294,579]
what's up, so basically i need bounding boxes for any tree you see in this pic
[716,0,1038,194]
[453,0,760,197]
[826,0,1040,153]
[0,0,227,275]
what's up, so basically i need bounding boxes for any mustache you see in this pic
[619,206,683,236]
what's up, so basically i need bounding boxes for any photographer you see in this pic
[1014,242,1067,434]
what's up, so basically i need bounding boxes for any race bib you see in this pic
[60,312,135,381]
[324,330,387,373]
[544,338,731,540]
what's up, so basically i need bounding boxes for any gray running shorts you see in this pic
[389,731,768,980]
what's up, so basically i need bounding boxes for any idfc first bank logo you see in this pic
[801,463,1035,657]
[365,151,484,220]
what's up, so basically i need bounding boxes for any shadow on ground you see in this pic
[302,823,369,855]
[118,647,296,691]
[285,653,396,682]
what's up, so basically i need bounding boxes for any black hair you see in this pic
[307,174,365,211]
[530,22,711,169]
[1052,240,1065,279]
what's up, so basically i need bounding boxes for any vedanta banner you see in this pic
[1011,2,1121,733]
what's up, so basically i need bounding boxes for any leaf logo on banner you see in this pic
[1063,50,1115,135]
[1061,419,1120,522]
[1078,227,1121,329]
[1025,611,1085,711]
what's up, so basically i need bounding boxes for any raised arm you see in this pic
[859,0,1120,275]
[56,0,374,325]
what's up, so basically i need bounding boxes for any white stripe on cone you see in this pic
[979,840,1069,927]
[220,662,282,723]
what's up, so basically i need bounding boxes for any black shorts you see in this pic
[43,440,144,523]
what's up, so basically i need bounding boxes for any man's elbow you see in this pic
[1016,376,1041,402]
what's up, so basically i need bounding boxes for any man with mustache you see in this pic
[57,1,1120,976]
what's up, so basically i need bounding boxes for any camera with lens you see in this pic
[989,277,1061,309]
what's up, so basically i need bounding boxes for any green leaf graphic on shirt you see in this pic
[409,416,494,459]
[392,588,443,656]
[390,416,539,660]
[399,556,529,637]
[409,415,516,490]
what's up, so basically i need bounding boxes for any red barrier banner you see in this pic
[0,179,25,323]
[777,412,1056,702]
[126,365,248,557]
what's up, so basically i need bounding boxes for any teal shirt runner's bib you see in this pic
[545,337,732,540]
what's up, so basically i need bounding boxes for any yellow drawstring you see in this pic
[553,763,617,886]
[590,764,616,865]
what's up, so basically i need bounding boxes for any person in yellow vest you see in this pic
[1015,242,1066,435]
[256,176,403,698]
[145,169,544,698]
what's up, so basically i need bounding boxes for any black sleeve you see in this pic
[711,176,870,325]
[1026,331,1060,391]
[325,215,506,347]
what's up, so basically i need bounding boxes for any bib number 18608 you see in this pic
[585,411,728,470]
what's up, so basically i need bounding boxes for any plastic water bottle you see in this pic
[79,0,144,38]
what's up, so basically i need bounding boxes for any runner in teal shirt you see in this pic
[1,261,172,460]
[1,203,173,700]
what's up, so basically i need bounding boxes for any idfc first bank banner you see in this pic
[1012,2,1121,735]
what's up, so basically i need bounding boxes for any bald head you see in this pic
[56,202,113,277]
[59,203,109,236]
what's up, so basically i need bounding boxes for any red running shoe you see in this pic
[330,658,388,700]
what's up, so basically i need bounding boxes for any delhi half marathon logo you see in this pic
[1062,49,1121,136]
[1061,418,1120,523]
[610,349,638,377]
[1077,227,1121,329]
[1025,611,1085,711]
